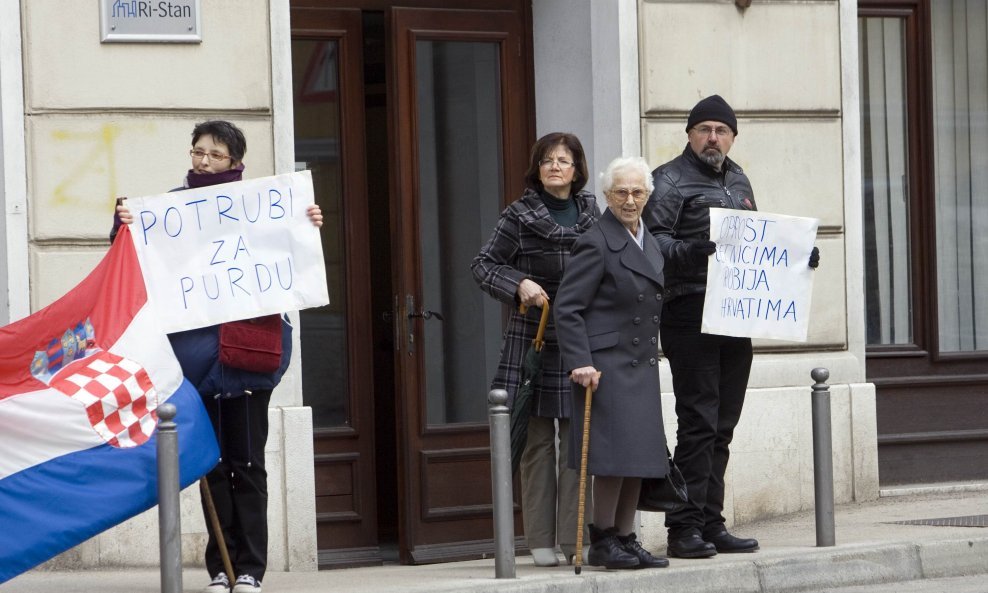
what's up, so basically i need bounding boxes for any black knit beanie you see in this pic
[686,95,738,135]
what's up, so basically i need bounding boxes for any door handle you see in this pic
[403,295,444,355]
[408,309,444,321]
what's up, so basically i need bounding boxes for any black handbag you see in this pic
[637,447,689,513]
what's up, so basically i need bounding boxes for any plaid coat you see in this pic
[471,188,600,419]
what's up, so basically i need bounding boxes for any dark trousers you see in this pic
[200,389,271,581]
[659,295,752,539]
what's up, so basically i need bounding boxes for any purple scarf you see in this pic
[185,163,245,188]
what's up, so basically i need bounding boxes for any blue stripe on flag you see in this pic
[0,381,218,584]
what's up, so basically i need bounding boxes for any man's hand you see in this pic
[808,246,820,269]
[685,240,716,267]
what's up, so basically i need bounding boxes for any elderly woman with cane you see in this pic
[554,156,670,570]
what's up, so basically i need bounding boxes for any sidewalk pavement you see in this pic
[3,487,986,593]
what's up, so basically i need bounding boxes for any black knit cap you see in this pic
[686,94,738,136]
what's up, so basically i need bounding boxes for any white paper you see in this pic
[701,208,819,342]
[126,170,330,333]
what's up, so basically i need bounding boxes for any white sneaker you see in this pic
[531,547,560,567]
[232,574,262,593]
[203,572,230,592]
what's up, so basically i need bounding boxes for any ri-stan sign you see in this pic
[100,0,201,43]
[125,170,329,333]
[701,208,819,342]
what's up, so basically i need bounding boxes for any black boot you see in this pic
[703,529,759,553]
[667,533,717,558]
[587,524,639,569]
[618,532,669,568]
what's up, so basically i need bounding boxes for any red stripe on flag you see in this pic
[0,226,148,399]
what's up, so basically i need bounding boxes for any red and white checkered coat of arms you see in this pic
[49,351,159,448]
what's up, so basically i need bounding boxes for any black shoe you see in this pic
[618,533,669,568]
[587,524,640,569]
[667,533,717,558]
[704,529,759,553]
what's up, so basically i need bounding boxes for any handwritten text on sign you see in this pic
[701,208,818,342]
[127,170,329,333]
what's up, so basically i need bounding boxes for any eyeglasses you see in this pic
[608,187,649,202]
[539,158,575,170]
[190,148,232,162]
[691,125,733,138]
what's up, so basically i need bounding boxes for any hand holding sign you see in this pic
[685,240,717,267]
[809,246,821,269]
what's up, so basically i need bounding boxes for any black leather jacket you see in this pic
[642,145,757,300]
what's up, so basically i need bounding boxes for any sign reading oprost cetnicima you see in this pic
[701,208,819,342]
[126,170,330,333]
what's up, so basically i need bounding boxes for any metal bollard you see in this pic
[810,368,836,546]
[488,389,516,579]
[157,403,183,593]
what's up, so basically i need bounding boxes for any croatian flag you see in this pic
[0,225,219,584]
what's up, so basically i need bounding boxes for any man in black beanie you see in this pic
[643,95,819,559]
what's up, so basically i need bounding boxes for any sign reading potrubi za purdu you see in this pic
[100,0,201,43]
[701,208,819,342]
[125,170,330,333]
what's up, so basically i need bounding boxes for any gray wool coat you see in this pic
[471,188,600,419]
[554,209,670,478]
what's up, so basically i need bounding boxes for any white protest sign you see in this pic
[701,208,819,341]
[127,170,329,333]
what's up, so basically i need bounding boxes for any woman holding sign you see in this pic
[554,156,670,570]
[112,120,322,593]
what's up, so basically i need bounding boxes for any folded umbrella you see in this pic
[510,300,551,475]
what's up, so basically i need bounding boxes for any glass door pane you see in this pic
[415,40,504,425]
[293,38,349,428]
[859,17,913,346]
[932,0,988,352]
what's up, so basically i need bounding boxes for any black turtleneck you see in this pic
[540,190,579,227]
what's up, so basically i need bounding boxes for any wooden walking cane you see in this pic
[200,479,235,582]
[574,378,597,575]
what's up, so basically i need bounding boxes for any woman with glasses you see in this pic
[471,132,600,566]
[111,121,322,593]
[554,156,670,570]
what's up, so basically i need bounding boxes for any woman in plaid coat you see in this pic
[471,132,600,566]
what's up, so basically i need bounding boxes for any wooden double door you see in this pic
[290,1,531,566]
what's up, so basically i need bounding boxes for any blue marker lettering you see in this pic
[139,210,157,245]
[217,195,238,222]
[163,206,183,238]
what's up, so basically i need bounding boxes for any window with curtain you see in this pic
[932,0,988,352]
[859,16,913,346]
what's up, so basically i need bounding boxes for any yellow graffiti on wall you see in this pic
[50,122,156,209]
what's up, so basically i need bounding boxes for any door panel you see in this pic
[389,7,528,562]
[291,7,382,565]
